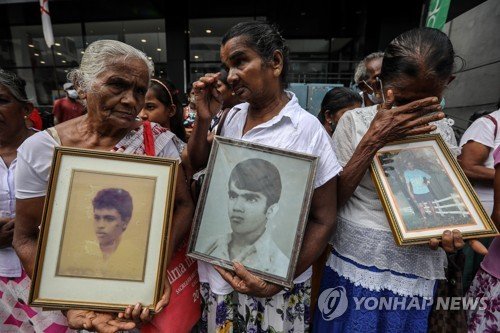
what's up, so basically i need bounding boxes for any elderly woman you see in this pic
[13,40,194,332]
[313,27,476,332]
[0,69,71,332]
[188,22,341,332]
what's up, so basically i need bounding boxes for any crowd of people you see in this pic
[0,21,498,333]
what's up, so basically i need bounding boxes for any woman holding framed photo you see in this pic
[188,21,342,332]
[313,28,485,332]
[13,40,195,332]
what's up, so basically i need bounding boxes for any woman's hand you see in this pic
[192,73,223,121]
[66,310,136,333]
[117,278,172,323]
[429,229,465,253]
[366,90,444,147]
[0,218,14,249]
[214,262,282,298]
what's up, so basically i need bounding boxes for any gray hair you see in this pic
[0,68,30,103]
[68,40,154,94]
[354,51,385,84]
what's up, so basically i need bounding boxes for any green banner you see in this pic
[426,0,452,30]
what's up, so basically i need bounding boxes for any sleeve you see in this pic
[331,111,357,167]
[494,146,500,167]
[156,138,181,161]
[15,134,55,199]
[309,123,342,189]
[459,117,495,149]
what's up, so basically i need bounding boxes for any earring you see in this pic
[24,115,28,119]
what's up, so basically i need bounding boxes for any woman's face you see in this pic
[138,89,173,128]
[216,80,239,109]
[220,36,280,104]
[0,84,29,139]
[84,58,149,130]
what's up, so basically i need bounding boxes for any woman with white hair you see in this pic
[13,40,194,332]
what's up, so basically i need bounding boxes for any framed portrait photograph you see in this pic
[371,134,499,246]
[187,136,318,288]
[30,147,178,312]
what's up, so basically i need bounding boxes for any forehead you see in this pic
[96,57,149,83]
[366,58,383,75]
[94,207,120,215]
[220,36,260,63]
[0,84,15,98]
[229,181,265,197]
[390,75,445,101]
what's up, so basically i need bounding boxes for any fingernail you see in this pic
[444,230,451,235]
[432,97,438,102]
[135,303,141,309]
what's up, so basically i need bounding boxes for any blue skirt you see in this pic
[313,250,436,333]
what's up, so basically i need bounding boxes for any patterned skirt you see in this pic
[312,249,436,333]
[0,270,73,332]
[199,280,311,333]
[466,268,500,333]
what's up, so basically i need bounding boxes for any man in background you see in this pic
[353,51,384,107]
[53,82,85,124]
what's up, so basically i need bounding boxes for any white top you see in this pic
[330,105,458,295]
[204,229,289,278]
[198,91,342,295]
[459,109,500,209]
[15,129,180,200]
[0,157,22,277]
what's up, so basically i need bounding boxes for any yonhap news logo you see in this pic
[318,286,488,321]
[317,286,349,321]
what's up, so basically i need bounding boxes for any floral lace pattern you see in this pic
[466,268,500,333]
[333,217,447,281]
[328,248,437,297]
[199,281,311,333]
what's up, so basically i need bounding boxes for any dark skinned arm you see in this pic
[458,141,494,184]
[13,196,44,277]
[170,166,195,251]
[337,92,444,208]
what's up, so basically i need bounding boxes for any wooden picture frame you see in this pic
[371,134,499,246]
[29,146,177,312]
[188,136,318,288]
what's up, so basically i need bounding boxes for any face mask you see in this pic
[67,89,78,99]
[440,97,446,109]
[363,79,384,104]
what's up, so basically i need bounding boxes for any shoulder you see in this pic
[18,130,58,161]
[202,234,229,255]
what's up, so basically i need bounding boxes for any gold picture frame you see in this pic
[187,136,318,288]
[371,134,499,246]
[29,146,178,312]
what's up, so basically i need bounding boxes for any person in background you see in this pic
[13,40,193,332]
[353,51,384,107]
[189,21,340,332]
[25,106,43,130]
[317,87,362,136]
[139,77,187,148]
[138,78,201,333]
[313,27,476,333]
[182,84,196,139]
[52,82,85,124]
[0,69,71,332]
[466,145,500,332]
[458,105,500,290]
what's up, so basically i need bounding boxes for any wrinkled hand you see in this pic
[117,278,171,323]
[215,262,282,298]
[367,90,444,146]
[429,229,465,253]
[66,310,135,333]
[192,73,223,121]
[0,218,14,249]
